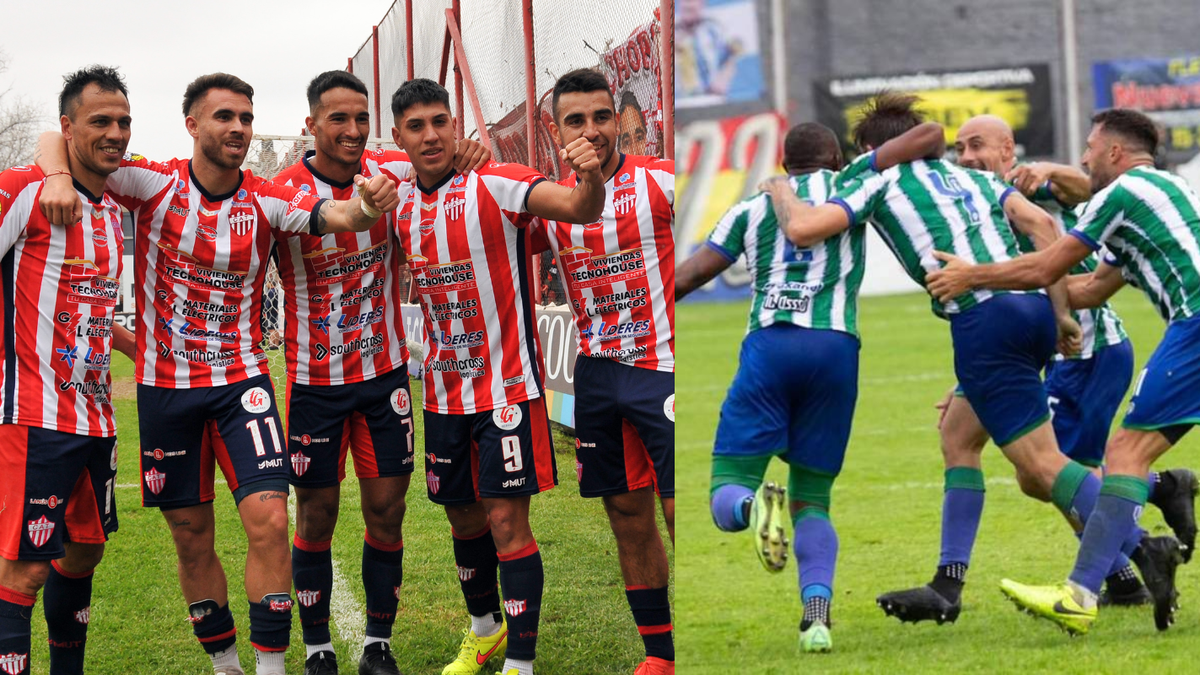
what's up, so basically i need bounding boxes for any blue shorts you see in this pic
[1045,339,1135,467]
[138,374,288,510]
[713,324,859,476]
[950,294,1056,446]
[1124,315,1200,431]
[573,356,674,498]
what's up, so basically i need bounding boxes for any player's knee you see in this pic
[1014,468,1051,501]
[1,560,51,594]
[295,491,340,541]
[444,503,489,537]
[60,542,105,573]
[603,488,654,521]
[788,464,835,511]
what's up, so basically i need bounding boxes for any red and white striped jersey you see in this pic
[391,162,546,415]
[272,149,411,385]
[0,166,124,437]
[106,155,325,388]
[534,155,675,372]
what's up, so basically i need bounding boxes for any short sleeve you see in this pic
[1071,182,1128,251]
[528,218,554,255]
[105,153,176,211]
[829,171,890,226]
[476,162,547,216]
[645,158,675,207]
[251,177,327,235]
[706,196,757,261]
[0,167,39,257]
[835,151,876,188]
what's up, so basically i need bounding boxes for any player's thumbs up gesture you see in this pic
[354,173,400,215]
[561,137,602,184]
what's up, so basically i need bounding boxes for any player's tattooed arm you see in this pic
[311,174,400,234]
[527,138,606,223]
[34,131,84,226]
[927,234,1094,302]
[676,246,734,300]
[872,122,946,171]
[1068,259,1126,310]
[759,176,850,248]
[1006,162,1091,205]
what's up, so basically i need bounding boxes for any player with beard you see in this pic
[36,72,399,675]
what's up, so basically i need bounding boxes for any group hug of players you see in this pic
[0,64,674,675]
[679,92,1200,651]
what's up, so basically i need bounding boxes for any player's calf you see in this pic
[709,455,772,532]
[45,543,104,675]
[602,489,673,666]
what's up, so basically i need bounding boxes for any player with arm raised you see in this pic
[678,119,942,653]
[926,109,1199,634]
[387,78,603,675]
[272,70,489,675]
[0,66,136,675]
[36,72,398,675]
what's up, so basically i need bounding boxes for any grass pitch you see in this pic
[678,290,1200,674]
[27,359,671,673]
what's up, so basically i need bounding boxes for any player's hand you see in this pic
[453,139,492,173]
[40,174,83,226]
[1057,314,1083,357]
[354,173,400,214]
[926,250,973,303]
[1005,162,1054,197]
[561,137,601,182]
[935,386,955,431]
[757,176,793,211]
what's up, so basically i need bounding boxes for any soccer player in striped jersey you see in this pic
[679,120,944,653]
[927,108,1199,634]
[0,66,135,675]
[534,69,675,675]
[36,73,400,675]
[272,71,489,675]
[387,79,604,675]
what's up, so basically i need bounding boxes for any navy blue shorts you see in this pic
[1124,315,1200,431]
[0,425,118,561]
[950,294,1056,446]
[1045,339,1134,467]
[573,356,674,498]
[137,374,287,510]
[422,398,558,505]
[285,368,416,489]
[713,324,859,476]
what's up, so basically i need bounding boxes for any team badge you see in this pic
[426,471,440,495]
[391,388,411,416]
[503,599,527,617]
[576,459,583,482]
[27,516,55,548]
[0,653,28,675]
[493,405,523,431]
[457,566,476,581]
[75,607,91,625]
[664,394,675,423]
[291,452,311,477]
[229,211,256,236]
[144,467,166,495]
[297,590,321,607]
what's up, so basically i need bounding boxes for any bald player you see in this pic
[875,115,1197,625]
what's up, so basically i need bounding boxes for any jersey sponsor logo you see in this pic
[196,221,218,242]
[74,607,90,625]
[581,319,651,342]
[157,341,239,368]
[172,179,190,197]
[291,452,311,477]
[81,347,110,371]
[313,278,386,313]
[144,467,166,495]
[410,256,477,293]
[501,477,526,488]
[229,210,256,236]
[559,246,646,289]
[237,188,248,200]
[0,652,28,675]
[28,495,60,509]
[144,448,186,460]
[613,192,637,216]
[27,515,55,548]
[296,590,321,607]
[431,299,479,321]
[159,317,240,345]
[503,599,527,617]
[156,243,248,291]
[177,298,240,323]
[502,374,526,387]
[300,184,312,193]
[592,345,648,362]
[91,227,109,246]
[429,356,486,379]
[615,172,634,189]
[286,191,308,214]
[168,204,189,218]
[493,405,523,431]
[241,387,271,414]
[426,453,451,465]
[62,259,120,306]
[444,196,466,220]
[56,345,80,367]
[576,288,649,317]
[57,378,112,403]
[304,242,388,283]
[313,334,385,361]
[426,470,440,494]
[437,329,485,350]
[311,315,332,335]
[664,394,675,422]
[391,388,411,415]
[337,305,385,333]
[258,458,284,469]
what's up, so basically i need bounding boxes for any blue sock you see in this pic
[794,507,836,629]
[1050,462,1099,525]
[938,467,985,568]
[1070,475,1150,594]
[711,484,754,532]
[1074,530,1135,578]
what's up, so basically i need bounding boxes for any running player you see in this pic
[678,119,943,652]
[927,108,1198,634]
[0,65,134,675]
[532,68,675,674]
[36,72,399,675]
[272,70,489,675]
[386,78,604,675]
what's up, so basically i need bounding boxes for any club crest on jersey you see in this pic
[291,452,311,477]
[241,387,271,414]
[27,515,55,548]
[493,405,523,431]
[391,388,411,415]
[664,394,675,423]
[75,607,90,625]
[503,599,527,617]
[297,590,321,607]
[144,467,166,495]
[229,210,256,236]
[426,470,440,494]
[613,192,637,216]
[0,653,28,675]
[443,196,466,220]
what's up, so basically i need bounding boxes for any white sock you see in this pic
[363,635,390,648]
[1067,579,1099,610]
[210,645,240,671]
[255,648,287,675]
[502,657,534,675]
[471,612,502,638]
[306,642,335,659]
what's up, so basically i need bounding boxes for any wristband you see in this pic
[360,199,382,219]
[44,170,72,180]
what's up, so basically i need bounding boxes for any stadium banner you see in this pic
[813,64,1055,158]
[401,304,579,429]
[1093,55,1200,163]
[675,0,765,109]
[601,18,667,158]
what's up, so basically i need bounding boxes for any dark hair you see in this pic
[59,65,128,119]
[552,68,615,120]
[182,73,254,116]
[307,70,369,113]
[619,90,643,115]
[1092,108,1159,156]
[390,78,450,119]
[783,122,842,173]
[852,91,924,152]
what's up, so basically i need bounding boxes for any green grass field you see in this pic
[25,359,672,673]
[678,291,1200,674]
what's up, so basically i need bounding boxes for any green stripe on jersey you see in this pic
[706,168,866,336]
[1073,166,1200,323]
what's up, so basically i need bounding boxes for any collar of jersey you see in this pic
[603,153,627,185]
[302,150,357,190]
[72,178,105,206]
[188,160,244,202]
[416,168,457,196]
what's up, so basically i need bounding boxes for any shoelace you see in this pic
[456,629,479,659]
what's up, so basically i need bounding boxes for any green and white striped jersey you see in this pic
[706,154,874,336]
[1017,182,1128,359]
[1071,166,1200,324]
[831,159,1033,318]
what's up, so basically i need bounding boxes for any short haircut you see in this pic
[307,70,369,113]
[552,68,615,120]
[852,91,924,151]
[619,90,643,115]
[59,65,128,120]
[1092,108,1159,156]
[783,122,841,172]
[390,78,450,119]
[182,73,254,117]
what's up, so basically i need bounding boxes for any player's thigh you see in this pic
[422,409,482,505]
[616,363,675,498]
[1122,318,1200,442]
[940,388,990,461]
[471,399,558,501]
[346,368,417,481]
[208,374,289,501]
[574,357,662,498]
[785,330,859,476]
[136,384,209,509]
[713,328,795,457]
[285,378,354,489]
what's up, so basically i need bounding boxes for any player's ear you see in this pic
[305,116,317,136]
[60,114,72,140]
[185,115,200,139]
[549,121,562,148]
[390,126,403,150]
